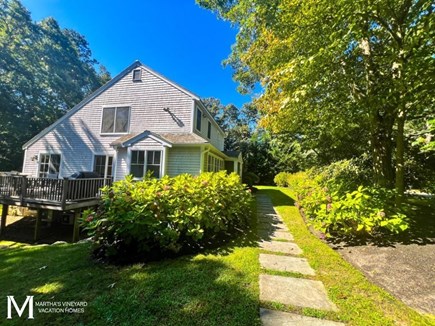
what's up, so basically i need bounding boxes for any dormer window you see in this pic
[101,106,130,133]
[196,107,202,131]
[132,69,142,81]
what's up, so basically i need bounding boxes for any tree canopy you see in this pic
[198,0,435,197]
[0,0,110,170]
[202,97,279,183]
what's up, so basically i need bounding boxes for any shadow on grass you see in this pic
[0,241,259,325]
[0,216,77,244]
[259,187,435,248]
[258,189,295,207]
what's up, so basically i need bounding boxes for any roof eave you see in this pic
[122,131,173,148]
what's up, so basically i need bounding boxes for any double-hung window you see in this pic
[101,107,130,133]
[93,155,114,179]
[130,150,162,178]
[38,154,61,178]
[196,107,202,131]
[146,151,161,178]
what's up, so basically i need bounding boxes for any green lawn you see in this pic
[259,186,435,325]
[0,223,260,325]
[1,189,434,325]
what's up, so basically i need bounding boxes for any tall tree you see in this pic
[198,0,435,199]
[0,0,110,170]
[202,97,278,183]
[202,97,258,151]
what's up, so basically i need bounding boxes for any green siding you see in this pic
[167,147,201,176]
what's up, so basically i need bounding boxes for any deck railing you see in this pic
[0,175,112,208]
[0,176,23,198]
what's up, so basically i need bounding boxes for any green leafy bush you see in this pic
[274,172,290,187]
[313,157,371,193]
[82,172,253,263]
[312,186,408,237]
[287,171,315,192]
[286,169,409,238]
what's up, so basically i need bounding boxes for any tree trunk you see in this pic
[371,113,394,188]
[395,110,406,204]
[393,44,407,205]
[360,33,395,188]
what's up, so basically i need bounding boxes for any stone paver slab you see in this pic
[260,308,344,326]
[259,240,302,255]
[258,216,285,224]
[260,253,315,275]
[259,230,294,241]
[260,274,338,311]
[257,210,279,215]
[258,222,289,232]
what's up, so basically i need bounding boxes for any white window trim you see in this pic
[37,152,63,178]
[207,152,224,172]
[100,106,131,135]
[190,100,195,133]
[128,149,164,179]
[91,153,115,179]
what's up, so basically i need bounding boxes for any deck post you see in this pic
[0,204,9,236]
[20,176,28,205]
[72,209,81,243]
[34,209,42,242]
[61,178,69,210]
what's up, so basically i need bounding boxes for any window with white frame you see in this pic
[130,150,162,178]
[206,153,223,172]
[196,107,202,131]
[93,155,113,179]
[147,151,161,178]
[101,107,130,133]
[38,154,61,178]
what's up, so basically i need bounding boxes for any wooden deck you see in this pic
[0,176,112,242]
[0,176,111,210]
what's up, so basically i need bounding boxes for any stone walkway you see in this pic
[257,194,344,325]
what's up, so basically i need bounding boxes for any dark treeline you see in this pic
[0,0,110,171]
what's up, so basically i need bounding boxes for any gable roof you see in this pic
[22,60,224,150]
[110,131,173,148]
[110,131,209,148]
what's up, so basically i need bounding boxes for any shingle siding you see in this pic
[194,104,225,151]
[167,147,201,176]
[23,66,195,178]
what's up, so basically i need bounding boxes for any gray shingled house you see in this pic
[21,61,243,181]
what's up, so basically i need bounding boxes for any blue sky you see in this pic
[21,0,253,108]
